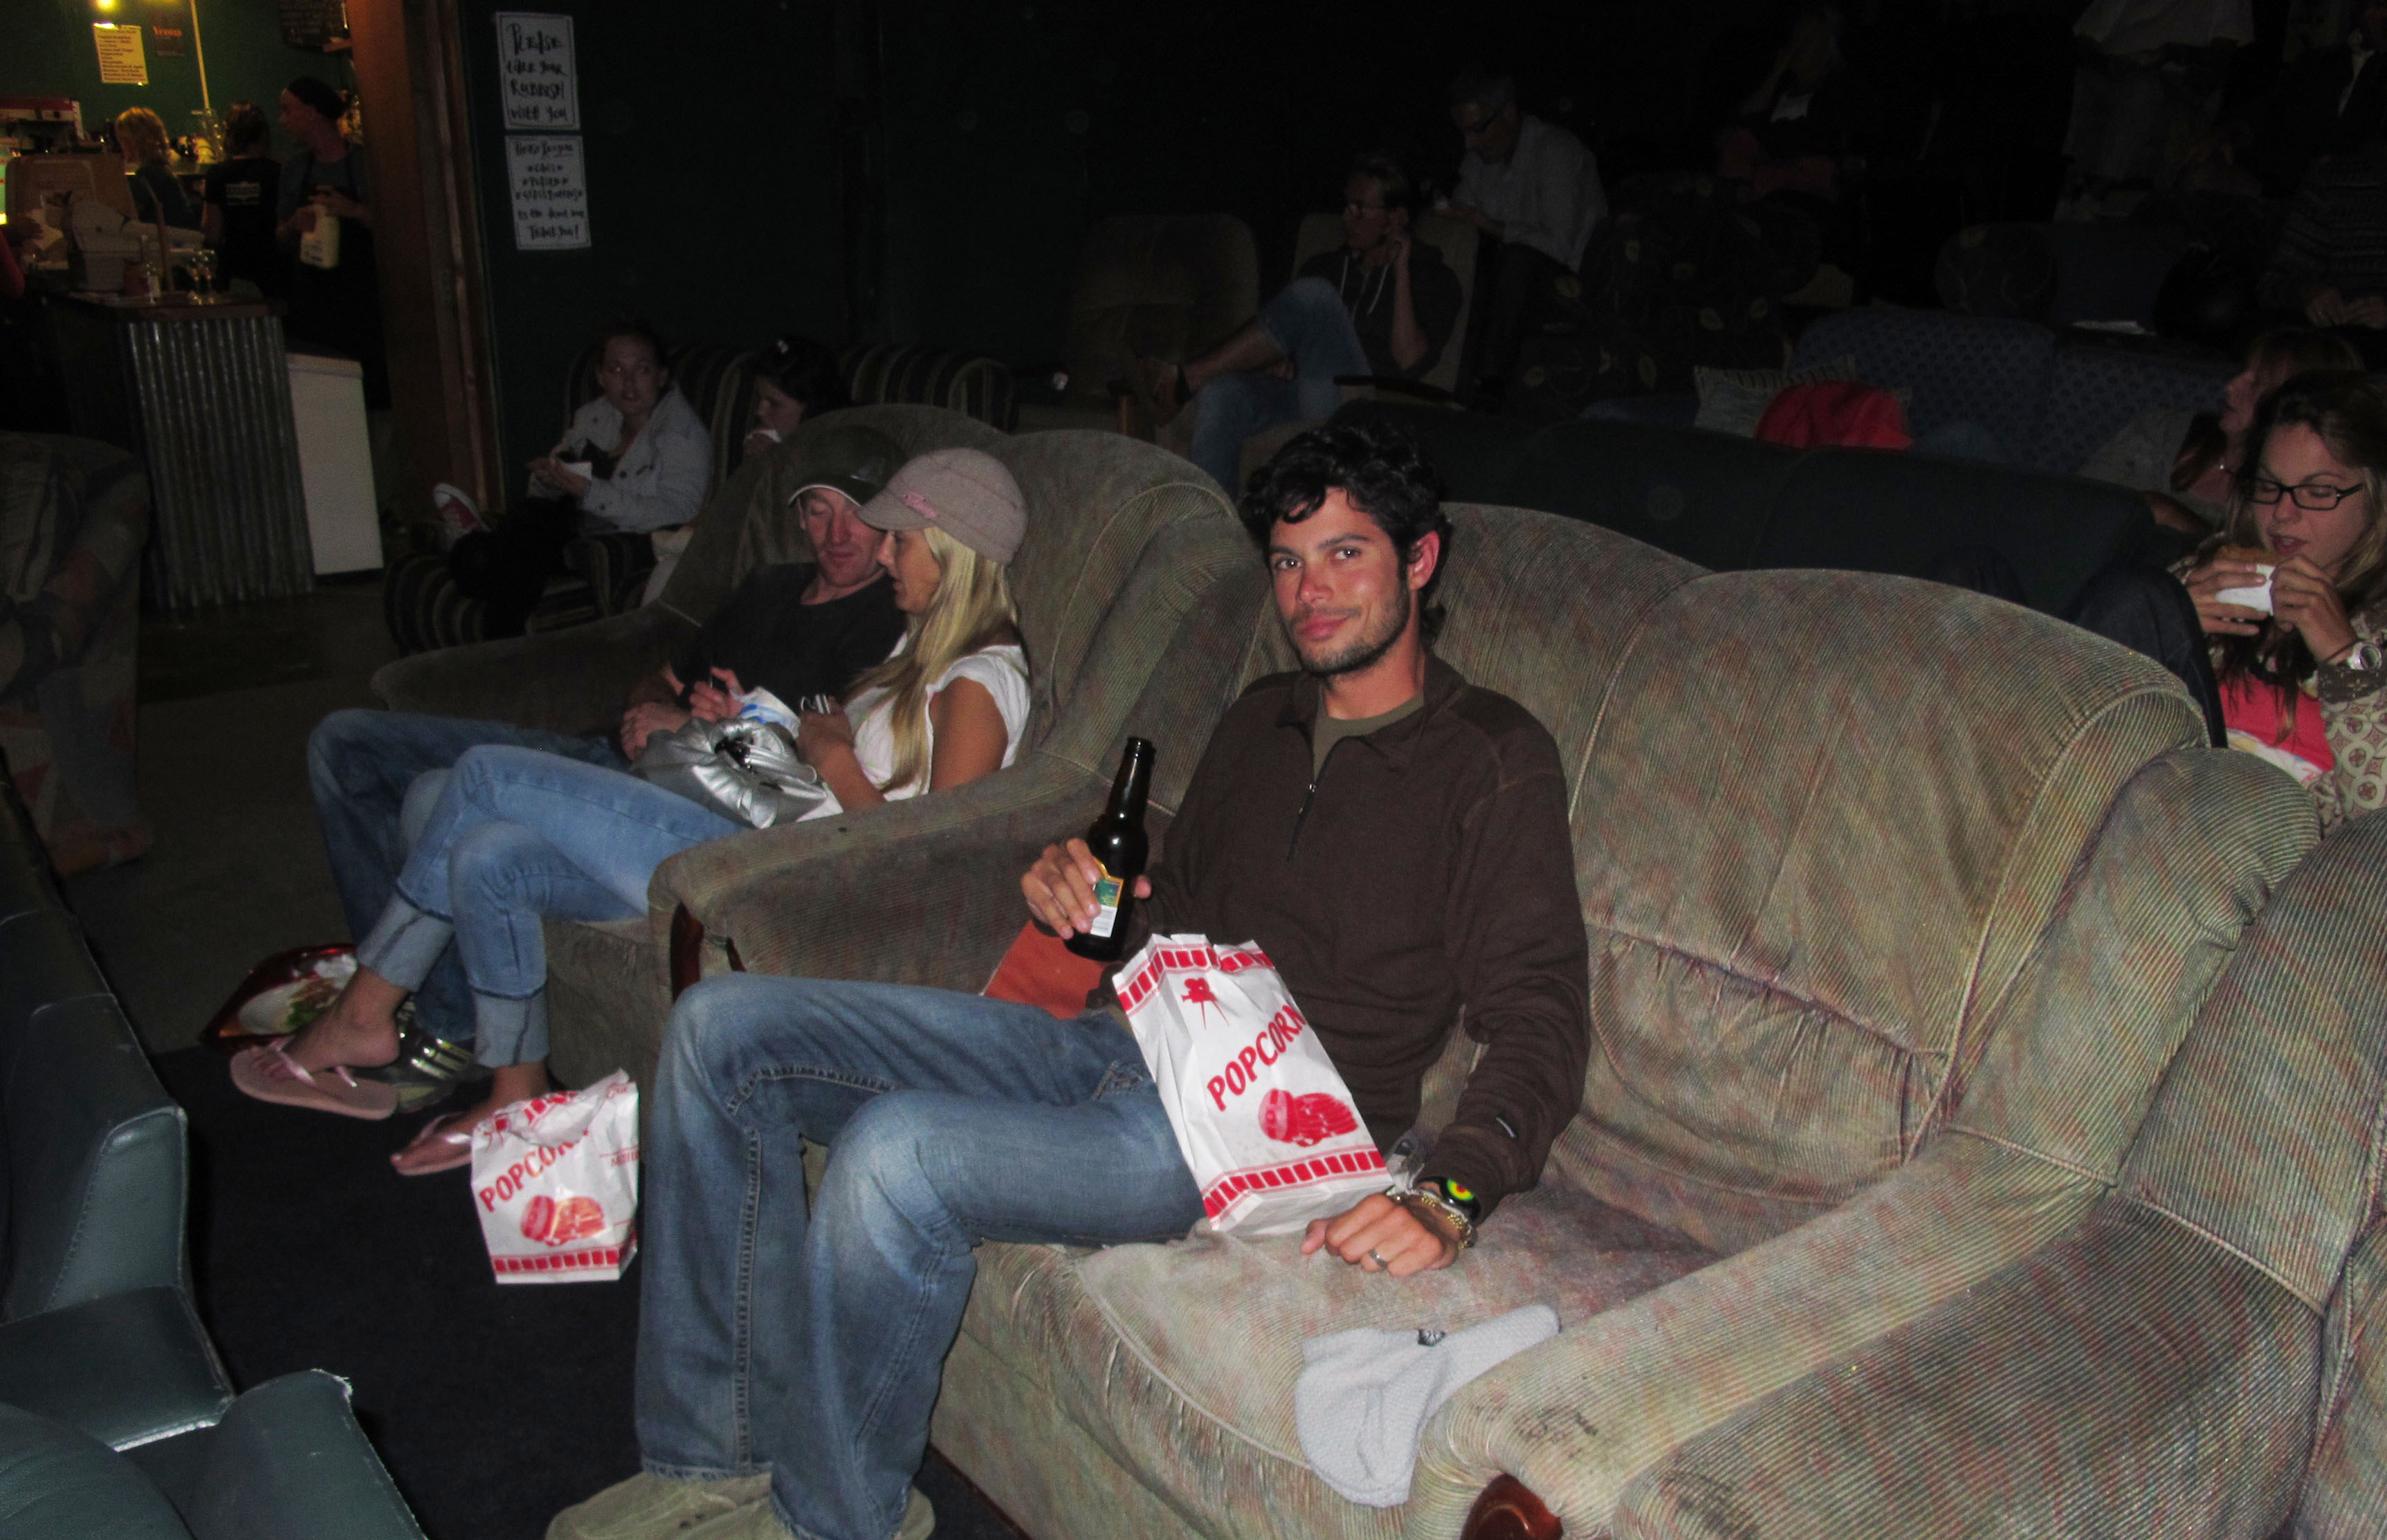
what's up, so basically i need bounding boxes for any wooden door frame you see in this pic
[348,0,504,525]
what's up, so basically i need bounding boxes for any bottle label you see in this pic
[1088,863,1123,939]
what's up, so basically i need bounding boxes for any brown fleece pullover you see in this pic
[1104,655,1590,1215]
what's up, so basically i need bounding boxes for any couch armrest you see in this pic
[369,606,699,734]
[1602,1203,2315,1539]
[655,754,1111,993]
[178,1371,427,1540]
[1402,1137,2103,1537]
[2296,1219,2387,1539]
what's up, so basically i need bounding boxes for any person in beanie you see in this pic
[242,427,926,1146]
[551,417,1586,1540]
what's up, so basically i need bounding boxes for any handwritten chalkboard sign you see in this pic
[495,13,579,132]
[278,0,345,50]
[506,134,590,250]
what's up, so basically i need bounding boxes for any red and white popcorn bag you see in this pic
[1117,933,1387,1236]
[470,1071,641,1283]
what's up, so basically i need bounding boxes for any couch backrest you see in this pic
[1497,418,1794,574]
[1290,211,1481,397]
[2031,340,2231,477]
[1544,566,2206,1252]
[837,344,1018,432]
[2116,809,2387,1320]
[657,405,1008,624]
[1753,447,2152,613]
[1793,308,2056,460]
[977,430,1244,756]
[1059,215,1260,412]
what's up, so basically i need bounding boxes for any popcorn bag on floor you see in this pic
[470,1071,640,1283]
[1118,934,1387,1236]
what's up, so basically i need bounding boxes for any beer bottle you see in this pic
[1067,737,1154,962]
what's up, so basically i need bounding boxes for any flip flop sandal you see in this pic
[390,1111,477,1176]
[229,1041,399,1121]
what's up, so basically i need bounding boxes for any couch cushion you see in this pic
[838,345,1017,432]
[0,1402,192,1539]
[1555,569,2204,1253]
[956,1188,1714,1529]
[1754,446,2150,614]
[1791,309,2054,461]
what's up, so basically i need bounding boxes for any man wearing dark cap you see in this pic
[300,424,908,1090]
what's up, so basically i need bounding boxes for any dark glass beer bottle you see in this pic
[1067,737,1154,962]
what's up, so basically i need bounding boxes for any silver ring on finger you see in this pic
[1366,1249,1389,1269]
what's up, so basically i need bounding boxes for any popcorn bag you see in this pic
[1118,934,1387,1236]
[470,1071,641,1283]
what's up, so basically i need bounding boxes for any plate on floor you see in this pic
[201,944,357,1053]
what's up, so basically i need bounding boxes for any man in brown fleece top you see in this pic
[557,419,1586,1540]
[1029,418,1589,1278]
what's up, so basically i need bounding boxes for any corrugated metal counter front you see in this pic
[61,295,315,609]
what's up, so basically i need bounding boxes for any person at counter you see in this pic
[276,76,385,405]
[202,102,285,297]
[116,107,197,231]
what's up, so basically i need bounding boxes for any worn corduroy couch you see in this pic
[1602,807,2387,1539]
[371,407,1265,1093]
[893,511,2319,1540]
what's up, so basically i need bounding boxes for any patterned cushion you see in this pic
[2031,338,2232,477]
[1692,354,1860,436]
[838,344,1018,431]
[1790,307,2054,455]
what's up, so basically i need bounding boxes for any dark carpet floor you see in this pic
[154,1048,1023,1540]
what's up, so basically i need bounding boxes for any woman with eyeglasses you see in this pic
[2177,369,2387,828]
[441,320,713,637]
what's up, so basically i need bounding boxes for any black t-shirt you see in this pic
[203,156,283,290]
[673,565,906,709]
[1294,241,1464,381]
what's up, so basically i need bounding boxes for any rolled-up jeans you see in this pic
[354,744,737,1067]
[1187,274,1371,495]
[307,708,625,1045]
[636,974,1203,1540]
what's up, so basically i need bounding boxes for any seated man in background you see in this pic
[2262,138,2387,366]
[301,424,906,1093]
[548,417,1588,1540]
[1128,154,1463,496]
[1446,68,1606,403]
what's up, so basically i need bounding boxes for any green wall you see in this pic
[455,0,848,482]
[0,0,340,146]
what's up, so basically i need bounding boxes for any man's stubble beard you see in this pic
[1292,578,1411,681]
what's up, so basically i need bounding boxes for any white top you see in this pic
[802,643,1032,820]
[1452,115,1607,271]
[545,386,715,534]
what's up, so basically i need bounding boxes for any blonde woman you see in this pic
[231,449,1034,1173]
[116,107,198,230]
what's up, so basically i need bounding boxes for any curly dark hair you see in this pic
[758,333,850,414]
[1238,417,1452,642]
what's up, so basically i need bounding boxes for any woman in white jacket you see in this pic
[447,320,713,635]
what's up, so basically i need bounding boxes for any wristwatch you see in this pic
[2335,639,2383,672]
[1393,1180,1480,1250]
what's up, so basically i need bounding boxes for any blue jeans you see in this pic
[354,744,738,1066]
[307,709,625,1045]
[1187,275,1370,495]
[636,975,1203,1540]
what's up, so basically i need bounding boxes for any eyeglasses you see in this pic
[2249,477,2366,510]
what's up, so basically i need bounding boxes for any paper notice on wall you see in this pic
[506,135,590,250]
[495,12,579,131]
[93,24,149,85]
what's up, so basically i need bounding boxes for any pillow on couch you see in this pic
[1694,355,1858,436]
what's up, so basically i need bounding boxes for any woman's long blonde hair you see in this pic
[114,108,170,169]
[845,525,1021,794]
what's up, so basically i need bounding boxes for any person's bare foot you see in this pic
[389,1060,554,1174]
[280,969,407,1073]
